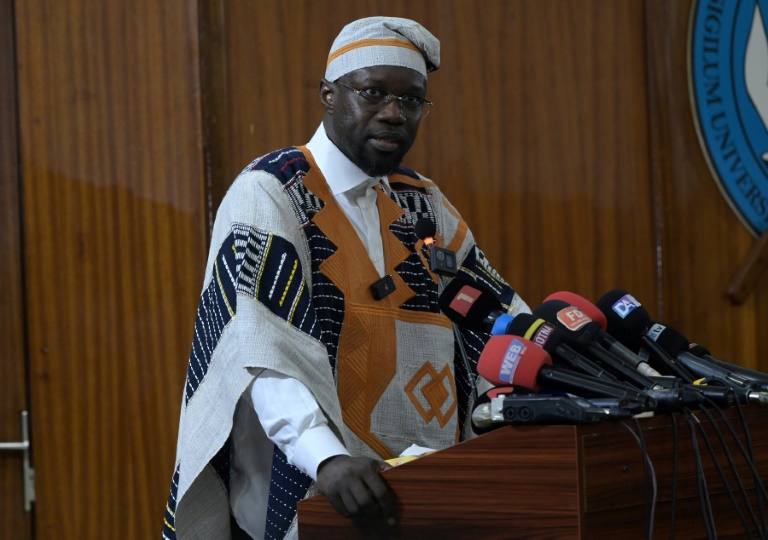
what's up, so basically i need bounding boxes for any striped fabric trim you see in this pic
[327,38,423,66]
[184,232,240,404]
[165,144,524,539]
[162,465,180,539]
[265,447,312,538]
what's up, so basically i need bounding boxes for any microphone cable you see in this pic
[733,398,768,538]
[436,276,479,407]
[695,403,760,539]
[715,398,768,537]
[669,412,679,539]
[691,376,765,497]
[683,409,718,539]
[453,322,478,405]
[623,418,657,540]
[418,218,480,408]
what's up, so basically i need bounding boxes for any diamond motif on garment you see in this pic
[404,362,457,428]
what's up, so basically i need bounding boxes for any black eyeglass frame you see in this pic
[336,81,433,118]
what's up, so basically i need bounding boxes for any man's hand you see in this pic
[315,455,395,525]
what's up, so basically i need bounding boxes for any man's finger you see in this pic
[348,479,380,518]
[326,492,351,518]
[364,472,394,521]
[338,489,360,517]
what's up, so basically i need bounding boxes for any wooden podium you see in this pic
[298,406,768,539]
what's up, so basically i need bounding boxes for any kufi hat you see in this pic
[325,16,440,82]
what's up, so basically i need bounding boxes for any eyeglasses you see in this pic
[337,82,433,118]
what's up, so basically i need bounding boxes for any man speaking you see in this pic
[163,16,529,540]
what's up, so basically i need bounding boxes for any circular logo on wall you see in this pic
[690,0,768,236]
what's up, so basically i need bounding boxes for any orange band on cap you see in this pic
[327,38,423,66]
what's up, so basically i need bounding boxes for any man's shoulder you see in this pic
[221,146,313,214]
[239,146,311,183]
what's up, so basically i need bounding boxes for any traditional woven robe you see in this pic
[162,146,530,539]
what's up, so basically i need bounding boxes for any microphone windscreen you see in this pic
[595,289,651,348]
[414,217,437,240]
[477,335,551,391]
[531,300,602,350]
[504,315,565,355]
[647,322,689,358]
[689,343,711,357]
[532,300,593,332]
[438,279,502,332]
[500,312,539,336]
[544,291,608,330]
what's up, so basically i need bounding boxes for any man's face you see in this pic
[322,65,428,177]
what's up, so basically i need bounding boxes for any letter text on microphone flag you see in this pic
[499,338,528,384]
[449,285,483,317]
[557,306,592,331]
[610,293,642,319]
[647,323,665,342]
[544,291,608,330]
[531,322,554,348]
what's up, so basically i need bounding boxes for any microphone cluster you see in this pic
[435,279,768,427]
[439,279,768,538]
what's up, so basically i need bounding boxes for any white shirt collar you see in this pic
[305,123,392,198]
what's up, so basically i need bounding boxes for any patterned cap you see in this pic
[325,17,440,82]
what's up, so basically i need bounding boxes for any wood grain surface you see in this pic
[221,0,659,315]
[5,0,768,538]
[1,0,32,534]
[13,0,207,536]
[645,0,768,372]
[299,406,768,539]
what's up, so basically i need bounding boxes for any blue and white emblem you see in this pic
[690,0,768,235]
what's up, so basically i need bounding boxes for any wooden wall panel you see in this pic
[438,1,655,307]
[14,1,207,537]
[0,0,33,535]
[220,0,658,313]
[645,0,768,373]
[221,0,768,373]
[7,0,767,537]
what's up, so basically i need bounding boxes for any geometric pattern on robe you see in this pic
[162,146,530,539]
